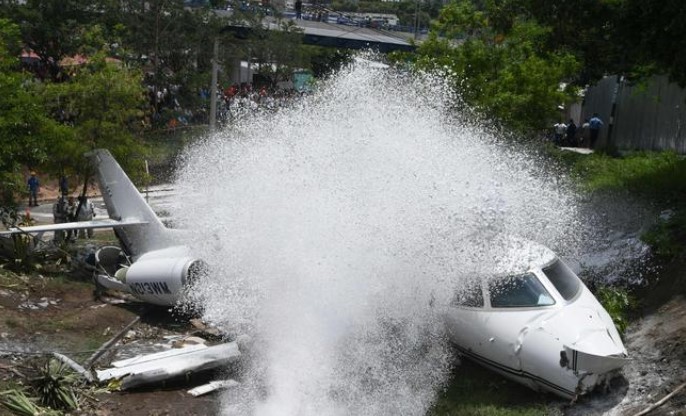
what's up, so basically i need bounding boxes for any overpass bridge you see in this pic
[220,15,420,53]
[268,18,417,53]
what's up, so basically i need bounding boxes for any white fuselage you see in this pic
[443,250,627,399]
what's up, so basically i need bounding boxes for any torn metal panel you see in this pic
[110,343,208,368]
[188,379,239,397]
[52,352,94,383]
[96,342,241,390]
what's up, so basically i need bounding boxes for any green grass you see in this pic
[553,149,686,201]
[551,149,686,260]
[430,360,560,416]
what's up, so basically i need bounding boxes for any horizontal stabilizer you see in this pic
[95,273,130,293]
[0,218,148,236]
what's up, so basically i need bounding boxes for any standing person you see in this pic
[76,195,96,238]
[27,172,40,207]
[52,196,68,242]
[589,113,604,149]
[295,0,302,19]
[566,119,577,147]
[553,121,567,145]
[66,196,77,241]
[580,118,590,147]
[59,175,69,196]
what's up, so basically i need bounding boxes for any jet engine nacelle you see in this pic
[122,255,205,306]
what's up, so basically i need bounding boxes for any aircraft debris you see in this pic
[52,352,94,383]
[187,379,239,397]
[18,297,59,310]
[95,341,241,390]
[84,316,141,370]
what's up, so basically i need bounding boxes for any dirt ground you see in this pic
[0,265,223,416]
[0,245,684,416]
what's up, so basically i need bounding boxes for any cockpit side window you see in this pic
[542,259,581,301]
[451,279,484,308]
[489,273,555,308]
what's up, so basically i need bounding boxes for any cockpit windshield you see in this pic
[542,258,581,301]
[489,273,555,308]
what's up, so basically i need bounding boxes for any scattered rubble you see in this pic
[18,296,59,310]
[188,379,239,397]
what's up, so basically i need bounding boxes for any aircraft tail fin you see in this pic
[87,149,169,256]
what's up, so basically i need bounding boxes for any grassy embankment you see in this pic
[554,149,686,267]
[557,149,686,311]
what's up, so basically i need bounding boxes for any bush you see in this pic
[596,286,633,336]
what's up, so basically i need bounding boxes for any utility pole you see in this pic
[413,0,420,40]
[209,38,219,133]
[606,75,624,151]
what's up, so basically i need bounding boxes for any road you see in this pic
[16,184,177,227]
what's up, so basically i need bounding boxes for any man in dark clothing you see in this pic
[27,172,40,206]
[295,0,302,19]
[59,175,69,196]
[566,119,577,147]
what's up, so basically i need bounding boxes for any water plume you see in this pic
[172,55,580,415]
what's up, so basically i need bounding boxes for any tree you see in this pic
[0,0,110,80]
[522,0,624,86]
[0,19,66,205]
[615,0,686,87]
[113,0,225,116]
[41,52,149,185]
[247,21,309,88]
[410,0,579,134]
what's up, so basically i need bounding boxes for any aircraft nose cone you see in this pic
[543,306,626,356]
[573,326,625,357]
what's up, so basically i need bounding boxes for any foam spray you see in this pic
[172,55,580,415]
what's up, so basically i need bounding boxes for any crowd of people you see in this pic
[159,83,306,130]
[52,193,95,242]
[552,113,604,149]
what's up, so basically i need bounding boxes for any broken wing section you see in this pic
[96,341,241,390]
[0,219,148,236]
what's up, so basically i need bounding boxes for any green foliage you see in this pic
[30,359,80,412]
[596,286,632,336]
[412,2,580,134]
[0,388,48,416]
[616,0,686,87]
[42,53,149,180]
[0,19,62,204]
[0,359,80,415]
[247,22,309,87]
[642,211,686,260]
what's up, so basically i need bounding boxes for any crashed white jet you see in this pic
[1,149,203,306]
[444,237,628,400]
[3,152,628,401]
